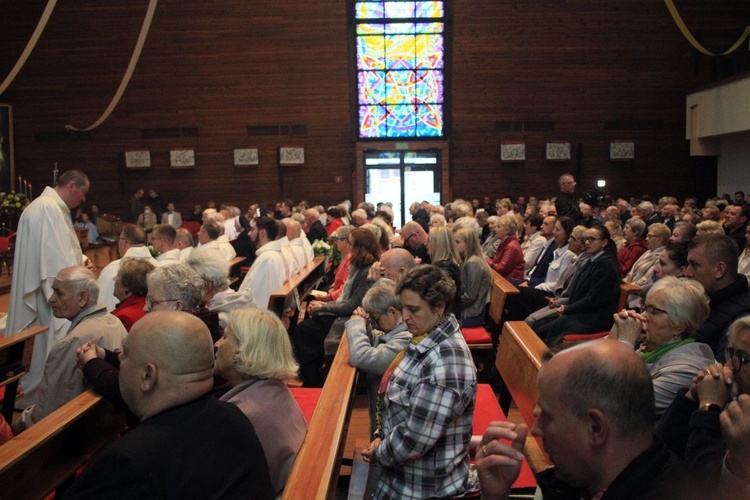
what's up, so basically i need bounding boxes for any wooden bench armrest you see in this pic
[282,334,357,499]
[268,256,327,313]
[487,270,519,325]
[618,282,643,310]
[0,326,49,420]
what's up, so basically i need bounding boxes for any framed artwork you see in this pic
[0,104,14,194]
[125,150,151,168]
[170,148,195,168]
[610,141,635,160]
[546,142,571,161]
[500,141,525,162]
[234,148,259,167]
[279,147,304,166]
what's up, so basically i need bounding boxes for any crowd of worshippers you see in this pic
[5,172,750,497]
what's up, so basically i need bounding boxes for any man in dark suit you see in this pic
[305,208,328,243]
[62,312,273,499]
[554,173,581,223]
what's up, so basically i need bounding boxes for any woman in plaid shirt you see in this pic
[362,265,479,499]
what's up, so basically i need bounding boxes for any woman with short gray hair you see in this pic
[609,276,714,419]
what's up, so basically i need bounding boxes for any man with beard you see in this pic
[238,216,286,310]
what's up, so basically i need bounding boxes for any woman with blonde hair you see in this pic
[453,226,493,327]
[486,213,525,283]
[429,225,462,318]
[215,308,306,493]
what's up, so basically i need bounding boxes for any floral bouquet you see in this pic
[311,239,332,257]
[0,191,29,217]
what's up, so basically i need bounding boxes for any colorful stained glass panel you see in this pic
[355,2,384,19]
[357,36,386,70]
[416,104,442,137]
[358,71,386,104]
[359,105,388,138]
[384,2,414,18]
[415,1,443,18]
[414,70,442,103]
[385,34,415,70]
[357,23,385,35]
[386,104,417,137]
[415,34,443,68]
[385,70,415,104]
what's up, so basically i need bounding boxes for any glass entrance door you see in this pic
[364,150,441,228]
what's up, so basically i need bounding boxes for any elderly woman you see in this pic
[670,221,697,243]
[617,217,648,277]
[482,215,501,259]
[346,279,411,437]
[186,247,257,328]
[696,220,724,237]
[314,225,354,303]
[361,265,478,498]
[215,309,306,494]
[453,226,493,327]
[609,276,715,418]
[112,258,155,331]
[625,222,671,287]
[486,213,524,283]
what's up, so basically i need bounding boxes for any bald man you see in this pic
[475,340,694,499]
[63,312,273,499]
[395,221,431,264]
[285,218,310,267]
[367,248,417,282]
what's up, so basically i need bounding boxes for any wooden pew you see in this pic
[495,321,551,471]
[282,334,358,500]
[0,390,126,499]
[268,256,326,319]
[619,282,643,311]
[461,270,519,350]
[0,326,48,422]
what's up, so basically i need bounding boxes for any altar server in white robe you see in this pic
[5,170,89,402]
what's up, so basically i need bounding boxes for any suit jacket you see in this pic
[306,220,328,243]
[62,396,273,499]
[527,240,557,287]
[161,210,182,228]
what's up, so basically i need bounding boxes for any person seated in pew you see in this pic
[533,225,620,346]
[627,240,689,310]
[428,226,462,319]
[197,220,237,262]
[174,227,195,263]
[313,225,354,302]
[486,214,525,284]
[238,216,286,311]
[367,248,418,282]
[186,246,257,329]
[111,258,155,332]
[214,308,306,494]
[720,393,750,495]
[77,264,221,422]
[277,220,299,280]
[617,217,647,278]
[12,266,128,434]
[475,339,696,500]
[62,312,273,499]
[361,265,479,499]
[452,226,493,327]
[608,276,715,420]
[293,228,380,387]
[229,214,257,270]
[623,222,670,288]
[482,216,502,260]
[657,316,750,493]
[151,223,180,265]
[345,279,411,437]
[285,218,310,268]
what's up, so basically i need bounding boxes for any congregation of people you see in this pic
[2,169,750,497]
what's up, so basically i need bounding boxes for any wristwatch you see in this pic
[699,402,723,414]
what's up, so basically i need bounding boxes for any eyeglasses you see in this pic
[584,236,603,242]
[146,296,180,310]
[726,347,748,373]
[569,236,582,243]
[643,303,669,316]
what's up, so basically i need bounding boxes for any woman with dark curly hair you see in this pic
[361,265,478,499]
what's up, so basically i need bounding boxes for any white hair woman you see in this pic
[215,308,306,494]
[609,276,714,418]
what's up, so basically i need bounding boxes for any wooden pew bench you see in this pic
[0,326,48,422]
[268,256,326,326]
[283,334,358,499]
[0,390,126,499]
[495,321,551,472]
[460,270,519,350]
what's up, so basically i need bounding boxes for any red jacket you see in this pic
[112,294,147,332]
[617,238,648,277]
[326,218,343,236]
[487,235,525,282]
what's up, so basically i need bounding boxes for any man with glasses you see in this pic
[658,316,750,494]
[684,234,750,361]
[394,221,431,264]
[554,173,582,223]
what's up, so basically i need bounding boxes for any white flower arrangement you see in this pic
[311,239,332,257]
[0,191,29,216]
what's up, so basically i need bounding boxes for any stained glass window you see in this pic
[356,1,445,138]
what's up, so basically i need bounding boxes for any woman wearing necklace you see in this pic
[609,276,715,420]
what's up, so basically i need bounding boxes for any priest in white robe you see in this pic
[5,170,90,402]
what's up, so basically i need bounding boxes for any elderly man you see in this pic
[152,224,180,265]
[161,202,182,228]
[6,170,90,400]
[284,218,309,268]
[685,234,750,361]
[396,221,430,264]
[98,224,159,312]
[239,216,286,310]
[724,204,749,252]
[197,221,236,262]
[63,312,273,498]
[174,227,194,263]
[554,173,581,222]
[475,340,693,499]
[638,201,661,227]
[305,208,328,243]
[12,267,127,434]
[367,248,418,282]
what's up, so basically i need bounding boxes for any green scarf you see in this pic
[639,337,694,365]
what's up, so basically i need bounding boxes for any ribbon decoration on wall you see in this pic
[0,0,59,96]
[664,0,750,56]
[66,0,159,132]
